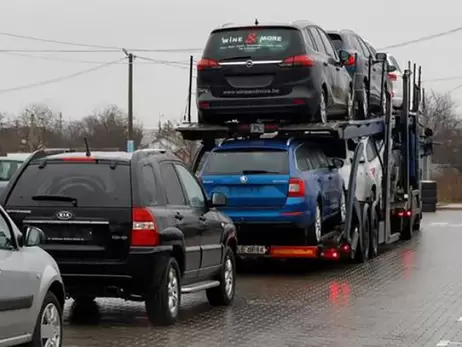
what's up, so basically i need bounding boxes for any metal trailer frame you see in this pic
[177,54,432,262]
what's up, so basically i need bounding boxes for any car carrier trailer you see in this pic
[177,59,433,263]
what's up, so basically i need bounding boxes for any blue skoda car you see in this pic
[198,138,345,253]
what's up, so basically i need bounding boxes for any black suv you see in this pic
[0,149,237,326]
[327,30,389,119]
[196,21,353,125]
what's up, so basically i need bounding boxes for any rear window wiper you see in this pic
[220,56,253,62]
[241,170,280,174]
[32,194,78,206]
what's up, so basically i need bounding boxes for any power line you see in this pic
[0,57,126,94]
[136,55,196,70]
[379,26,462,50]
[0,31,202,53]
[424,75,462,83]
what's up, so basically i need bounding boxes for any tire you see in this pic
[345,87,353,120]
[355,205,370,263]
[369,204,379,258]
[334,188,347,225]
[400,220,413,240]
[307,202,323,245]
[355,87,368,120]
[27,291,63,347]
[315,90,328,123]
[145,256,181,326]
[207,246,236,306]
[413,213,422,231]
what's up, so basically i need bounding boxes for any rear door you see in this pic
[200,26,306,98]
[200,147,290,209]
[307,149,332,217]
[3,159,132,262]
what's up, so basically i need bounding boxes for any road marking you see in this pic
[436,341,462,346]
[457,316,462,322]
[427,222,462,227]
[429,222,449,226]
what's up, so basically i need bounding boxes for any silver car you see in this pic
[0,207,64,347]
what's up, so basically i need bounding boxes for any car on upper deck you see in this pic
[196,21,353,125]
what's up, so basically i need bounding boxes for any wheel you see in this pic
[369,204,379,258]
[355,87,368,120]
[145,256,181,326]
[355,205,370,263]
[27,291,63,347]
[344,87,353,120]
[315,90,328,123]
[307,202,323,245]
[207,246,236,306]
[413,213,422,231]
[334,188,347,224]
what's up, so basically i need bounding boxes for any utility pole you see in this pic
[30,113,35,152]
[123,49,135,152]
[187,55,193,123]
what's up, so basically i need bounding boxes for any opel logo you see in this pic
[240,175,248,184]
[56,211,73,220]
[245,60,254,68]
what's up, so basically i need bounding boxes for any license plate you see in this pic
[237,245,268,255]
[231,186,258,194]
[250,123,264,133]
[46,228,92,242]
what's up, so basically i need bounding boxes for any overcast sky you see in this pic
[1,0,461,129]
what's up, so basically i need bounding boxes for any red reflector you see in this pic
[280,55,313,67]
[197,58,219,71]
[406,210,412,217]
[199,101,210,109]
[341,244,350,253]
[288,178,305,197]
[131,208,159,247]
[344,55,355,66]
[292,98,305,105]
[388,73,397,81]
[61,157,96,162]
[321,248,339,260]
[397,211,404,217]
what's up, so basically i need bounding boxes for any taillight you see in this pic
[197,58,219,71]
[388,73,397,81]
[131,208,159,246]
[288,178,305,197]
[280,55,313,68]
[344,55,355,66]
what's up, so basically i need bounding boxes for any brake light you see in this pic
[280,55,313,67]
[197,58,219,71]
[131,208,159,246]
[388,73,397,81]
[288,178,305,197]
[344,54,355,66]
[61,157,96,162]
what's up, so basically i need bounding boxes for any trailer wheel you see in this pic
[355,204,370,263]
[369,202,379,258]
[307,203,323,245]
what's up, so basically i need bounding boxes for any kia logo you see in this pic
[240,175,248,184]
[56,211,73,220]
[245,60,254,68]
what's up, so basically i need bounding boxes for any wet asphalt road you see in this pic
[63,211,462,347]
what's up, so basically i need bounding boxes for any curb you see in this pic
[436,205,462,211]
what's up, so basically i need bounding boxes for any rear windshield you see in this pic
[203,149,289,175]
[327,33,344,51]
[7,162,130,207]
[0,160,23,181]
[388,56,402,72]
[203,27,304,60]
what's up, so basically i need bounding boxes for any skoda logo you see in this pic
[245,60,254,68]
[240,175,248,184]
[56,211,73,220]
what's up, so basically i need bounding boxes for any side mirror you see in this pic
[24,226,45,247]
[329,158,344,170]
[387,65,397,73]
[338,50,351,65]
[424,127,433,137]
[210,192,227,207]
[376,52,387,62]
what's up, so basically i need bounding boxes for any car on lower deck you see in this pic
[196,21,352,125]
[198,139,345,257]
[0,149,237,326]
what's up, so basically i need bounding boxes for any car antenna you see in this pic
[254,18,259,25]
[84,137,91,157]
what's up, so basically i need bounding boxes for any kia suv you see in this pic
[0,149,238,326]
[197,139,345,255]
[196,21,353,125]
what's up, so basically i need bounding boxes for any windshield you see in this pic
[0,160,23,181]
[327,33,344,51]
[388,56,402,73]
[7,162,131,207]
[203,148,289,175]
[203,27,304,61]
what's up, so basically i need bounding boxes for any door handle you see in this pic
[174,212,183,220]
[328,176,333,180]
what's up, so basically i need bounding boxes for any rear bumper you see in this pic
[56,246,171,296]
[197,85,320,121]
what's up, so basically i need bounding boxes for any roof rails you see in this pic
[221,22,234,28]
